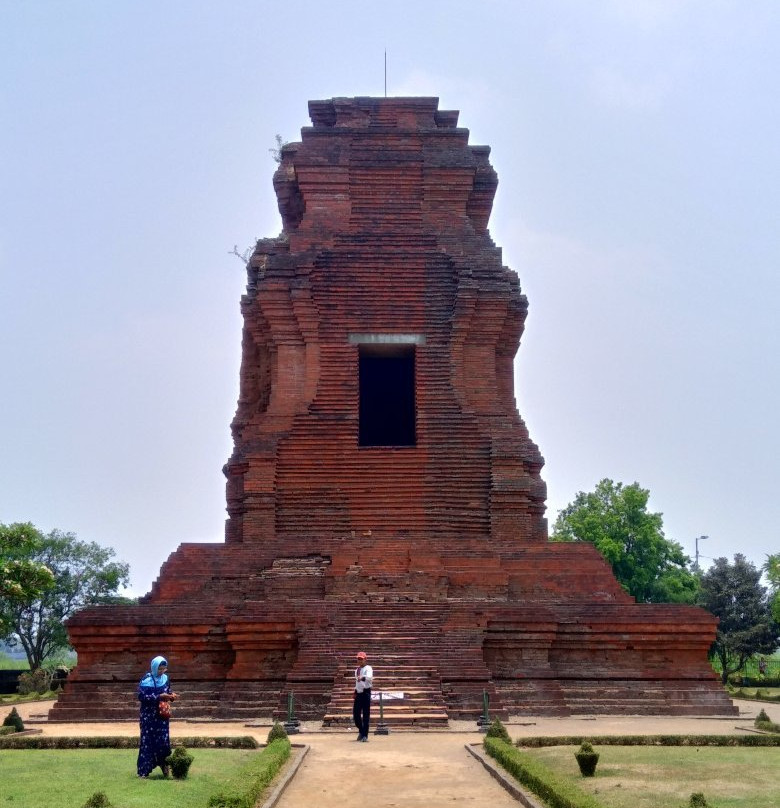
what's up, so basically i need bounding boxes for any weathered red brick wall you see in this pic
[53,98,735,722]
[223,97,546,562]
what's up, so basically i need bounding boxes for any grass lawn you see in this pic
[521,745,780,808]
[1,689,59,705]
[0,658,28,671]
[1,748,259,808]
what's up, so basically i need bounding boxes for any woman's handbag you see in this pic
[158,698,171,719]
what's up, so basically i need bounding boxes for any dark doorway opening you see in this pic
[359,345,416,447]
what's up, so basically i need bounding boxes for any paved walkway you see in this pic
[11,699,777,808]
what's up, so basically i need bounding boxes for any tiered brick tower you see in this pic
[53,98,735,724]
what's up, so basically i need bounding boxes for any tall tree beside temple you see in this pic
[0,523,54,637]
[3,528,130,669]
[551,479,699,604]
[764,553,780,624]
[698,554,779,684]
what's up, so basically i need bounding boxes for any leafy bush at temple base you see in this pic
[17,668,51,695]
[207,738,291,808]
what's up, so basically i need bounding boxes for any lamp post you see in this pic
[694,535,709,571]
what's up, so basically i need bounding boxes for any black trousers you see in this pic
[353,688,371,737]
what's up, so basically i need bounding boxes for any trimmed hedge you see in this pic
[487,735,780,808]
[729,686,780,702]
[729,676,780,688]
[515,734,780,748]
[207,738,291,808]
[754,718,780,734]
[484,736,603,808]
[0,734,258,750]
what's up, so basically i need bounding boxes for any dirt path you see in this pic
[274,732,519,808]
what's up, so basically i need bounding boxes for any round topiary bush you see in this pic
[166,746,194,779]
[267,721,289,744]
[484,718,512,744]
[575,740,599,777]
[755,708,771,725]
[82,792,114,808]
[686,793,712,808]
[2,707,24,733]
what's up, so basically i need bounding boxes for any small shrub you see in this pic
[2,707,24,732]
[266,721,288,744]
[17,668,51,696]
[166,745,194,779]
[484,718,512,744]
[575,740,600,777]
[686,794,712,808]
[0,725,16,736]
[82,793,113,808]
[756,708,771,724]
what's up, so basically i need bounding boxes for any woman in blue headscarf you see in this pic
[137,655,179,778]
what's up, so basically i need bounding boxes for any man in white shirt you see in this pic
[353,650,373,741]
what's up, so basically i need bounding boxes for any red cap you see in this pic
[356,651,367,659]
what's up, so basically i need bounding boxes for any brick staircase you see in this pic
[319,605,450,728]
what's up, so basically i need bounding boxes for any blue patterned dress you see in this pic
[136,666,172,777]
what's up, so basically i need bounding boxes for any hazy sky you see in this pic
[2,1,778,595]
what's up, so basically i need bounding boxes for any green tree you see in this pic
[698,554,779,684]
[4,529,130,669]
[763,553,780,624]
[0,523,55,637]
[551,479,699,604]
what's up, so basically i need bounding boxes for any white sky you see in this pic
[2,1,778,596]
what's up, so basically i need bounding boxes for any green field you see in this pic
[0,748,258,808]
[0,655,29,671]
[521,744,780,808]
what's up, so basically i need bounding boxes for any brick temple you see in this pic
[52,97,735,724]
